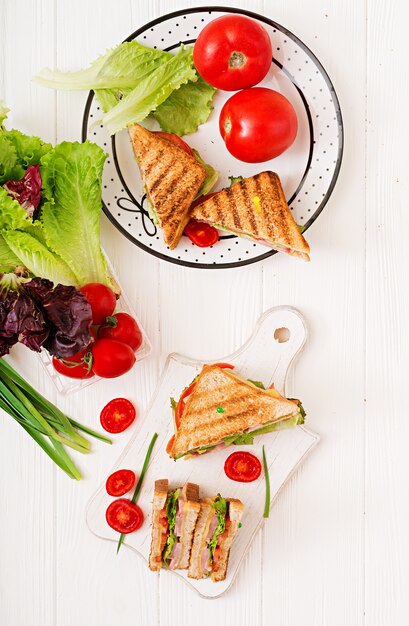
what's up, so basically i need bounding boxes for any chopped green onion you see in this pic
[0,359,111,479]
[117,432,158,553]
[262,445,270,518]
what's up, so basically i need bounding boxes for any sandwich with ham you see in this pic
[188,494,244,582]
[149,479,201,571]
[166,364,305,460]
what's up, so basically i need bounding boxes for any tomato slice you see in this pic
[106,469,136,497]
[106,498,144,533]
[213,362,234,369]
[174,381,196,428]
[224,451,262,482]
[185,219,219,247]
[100,398,136,433]
[153,131,194,157]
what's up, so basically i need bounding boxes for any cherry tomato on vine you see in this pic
[79,283,116,325]
[193,15,272,90]
[98,312,142,352]
[219,87,298,163]
[92,339,135,378]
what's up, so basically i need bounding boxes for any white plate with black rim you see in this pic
[82,6,343,269]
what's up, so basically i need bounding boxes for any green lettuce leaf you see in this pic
[162,488,180,566]
[247,379,266,389]
[0,187,30,230]
[6,130,51,172]
[193,150,219,198]
[2,230,77,285]
[0,100,10,127]
[0,233,22,271]
[34,41,171,92]
[229,175,244,186]
[152,75,216,135]
[0,137,23,185]
[208,495,227,563]
[223,408,305,446]
[40,141,109,286]
[101,46,197,135]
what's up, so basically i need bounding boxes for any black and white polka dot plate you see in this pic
[82,6,343,269]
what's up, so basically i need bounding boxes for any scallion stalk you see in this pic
[117,432,158,553]
[262,445,270,518]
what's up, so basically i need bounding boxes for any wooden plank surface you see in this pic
[0,0,405,624]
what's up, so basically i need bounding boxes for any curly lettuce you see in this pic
[208,495,227,563]
[162,488,180,566]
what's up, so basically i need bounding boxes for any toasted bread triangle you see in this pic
[168,365,300,458]
[129,123,206,249]
[191,171,310,260]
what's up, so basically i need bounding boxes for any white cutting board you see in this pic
[86,306,319,598]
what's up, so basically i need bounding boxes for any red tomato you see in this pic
[100,398,136,433]
[52,329,96,379]
[98,312,142,352]
[175,381,196,428]
[213,362,234,369]
[153,131,194,157]
[79,283,116,326]
[106,499,144,533]
[106,469,136,496]
[219,87,298,162]
[185,219,219,247]
[92,339,136,378]
[193,15,272,90]
[224,451,262,482]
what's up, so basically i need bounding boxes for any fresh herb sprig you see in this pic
[117,432,158,553]
[262,445,270,518]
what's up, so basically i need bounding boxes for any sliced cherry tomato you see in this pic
[52,329,96,379]
[224,451,262,482]
[193,15,272,91]
[98,312,142,352]
[185,219,219,248]
[79,283,116,326]
[153,131,194,157]
[106,498,144,533]
[100,398,136,433]
[219,87,298,163]
[106,469,136,497]
[213,362,234,369]
[92,339,136,378]
[175,381,197,428]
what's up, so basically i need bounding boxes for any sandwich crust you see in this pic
[168,365,300,459]
[149,479,169,571]
[129,123,206,249]
[191,171,310,260]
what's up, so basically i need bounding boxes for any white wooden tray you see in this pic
[86,306,319,598]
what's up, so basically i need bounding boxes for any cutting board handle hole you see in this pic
[274,327,291,343]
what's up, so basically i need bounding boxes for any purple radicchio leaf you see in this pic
[3,164,42,217]
[4,293,48,352]
[33,282,93,358]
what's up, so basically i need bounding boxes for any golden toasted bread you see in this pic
[167,365,300,459]
[129,123,206,249]
[191,171,310,260]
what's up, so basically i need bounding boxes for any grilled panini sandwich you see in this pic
[129,123,206,249]
[166,365,304,460]
[188,495,244,582]
[149,479,201,571]
[190,171,310,260]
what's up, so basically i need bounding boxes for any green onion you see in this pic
[117,432,158,553]
[0,359,111,479]
[262,445,270,518]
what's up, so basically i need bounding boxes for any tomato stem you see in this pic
[229,51,246,69]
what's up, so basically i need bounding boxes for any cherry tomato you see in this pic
[193,15,272,90]
[219,87,298,163]
[100,398,136,433]
[98,312,142,352]
[153,131,194,157]
[185,219,219,247]
[175,381,197,428]
[224,451,262,482]
[79,283,116,326]
[52,329,96,379]
[106,498,144,533]
[92,339,136,378]
[106,469,136,496]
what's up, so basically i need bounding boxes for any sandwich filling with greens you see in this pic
[166,364,306,460]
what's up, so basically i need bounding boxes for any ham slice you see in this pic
[201,547,212,575]
[168,542,182,570]
[206,515,218,542]
[174,499,185,537]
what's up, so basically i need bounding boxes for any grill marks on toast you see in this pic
[169,366,299,457]
[128,123,206,249]
[191,171,310,258]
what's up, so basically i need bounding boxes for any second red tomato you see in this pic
[219,87,298,163]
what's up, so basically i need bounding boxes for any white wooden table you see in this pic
[0,0,407,624]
